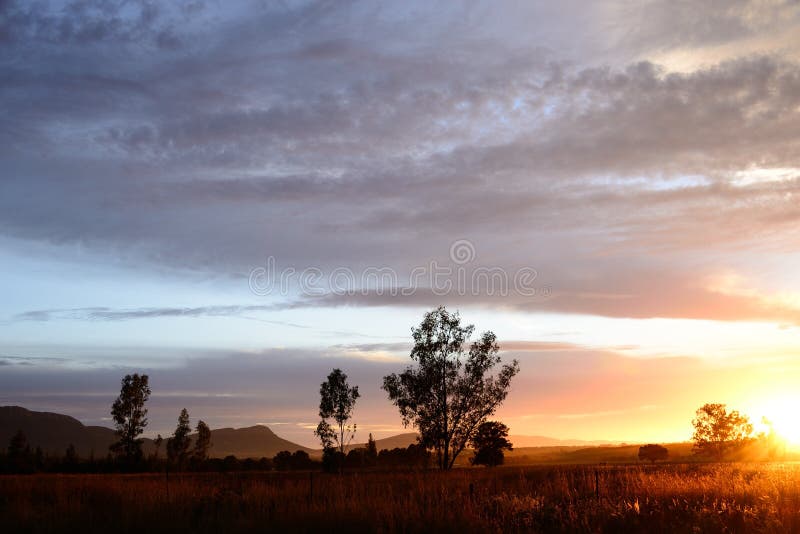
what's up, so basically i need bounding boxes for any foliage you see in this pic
[273,450,315,471]
[322,448,346,473]
[470,421,513,467]
[110,373,151,463]
[366,433,378,464]
[692,403,753,460]
[193,420,212,462]
[167,408,191,468]
[382,306,520,469]
[314,368,360,456]
[638,444,669,464]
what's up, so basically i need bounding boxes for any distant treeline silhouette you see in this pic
[0,428,434,474]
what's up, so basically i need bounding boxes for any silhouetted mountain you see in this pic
[0,406,310,459]
[346,432,419,452]
[0,406,129,457]
[207,425,313,458]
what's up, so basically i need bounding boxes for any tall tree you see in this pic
[110,373,151,463]
[167,408,191,468]
[314,368,360,456]
[193,420,212,462]
[470,421,513,467]
[383,306,520,470]
[692,403,753,460]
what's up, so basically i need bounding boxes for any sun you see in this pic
[752,394,800,446]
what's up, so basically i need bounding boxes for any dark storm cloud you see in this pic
[2,0,800,322]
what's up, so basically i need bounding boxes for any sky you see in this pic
[1,0,800,448]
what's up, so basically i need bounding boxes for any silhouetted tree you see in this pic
[638,444,669,464]
[314,368,360,459]
[7,430,32,473]
[65,443,78,464]
[8,429,28,457]
[383,306,520,470]
[470,421,513,467]
[193,420,212,462]
[110,373,151,463]
[273,450,314,470]
[152,434,164,460]
[322,448,346,473]
[167,408,191,468]
[273,450,293,471]
[366,433,378,465]
[692,403,753,460]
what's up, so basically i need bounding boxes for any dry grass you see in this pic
[3,463,800,532]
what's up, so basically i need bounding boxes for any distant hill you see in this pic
[504,442,696,465]
[0,406,129,457]
[510,435,625,448]
[0,406,310,459]
[346,432,419,452]
[208,426,313,458]
[345,432,622,453]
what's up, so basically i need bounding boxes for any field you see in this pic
[3,463,800,533]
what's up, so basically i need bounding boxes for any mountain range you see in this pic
[0,406,626,459]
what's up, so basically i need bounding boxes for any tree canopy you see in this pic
[638,444,669,464]
[193,420,212,462]
[314,368,360,456]
[470,421,513,467]
[167,408,191,468]
[692,403,753,460]
[110,373,151,463]
[382,306,519,470]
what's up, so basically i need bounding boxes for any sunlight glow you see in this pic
[750,394,800,446]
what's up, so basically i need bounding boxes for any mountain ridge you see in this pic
[0,406,311,459]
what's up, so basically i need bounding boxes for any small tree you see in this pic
[692,403,753,460]
[638,444,669,464]
[110,373,151,463]
[314,368,360,457]
[65,443,78,464]
[366,433,378,465]
[8,429,28,458]
[152,434,164,460]
[383,306,520,470]
[193,420,212,462]
[470,421,513,467]
[167,408,191,469]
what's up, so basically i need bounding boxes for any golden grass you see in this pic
[3,463,800,532]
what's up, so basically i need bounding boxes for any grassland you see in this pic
[4,463,800,533]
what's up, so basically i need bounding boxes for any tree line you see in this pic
[4,307,789,472]
[3,307,520,473]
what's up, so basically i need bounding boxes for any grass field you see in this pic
[3,463,800,533]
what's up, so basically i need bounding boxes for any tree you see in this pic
[8,429,28,458]
[110,373,151,463]
[638,444,669,464]
[314,368,360,457]
[383,306,520,470]
[470,421,513,467]
[692,403,753,460]
[152,434,164,460]
[65,443,78,464]
[167,408,191,468]
[366,433,378,465]
[193,420,212,462]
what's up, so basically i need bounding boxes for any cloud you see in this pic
[2,1,800,326]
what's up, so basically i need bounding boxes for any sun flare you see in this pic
[751,394,800,446]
